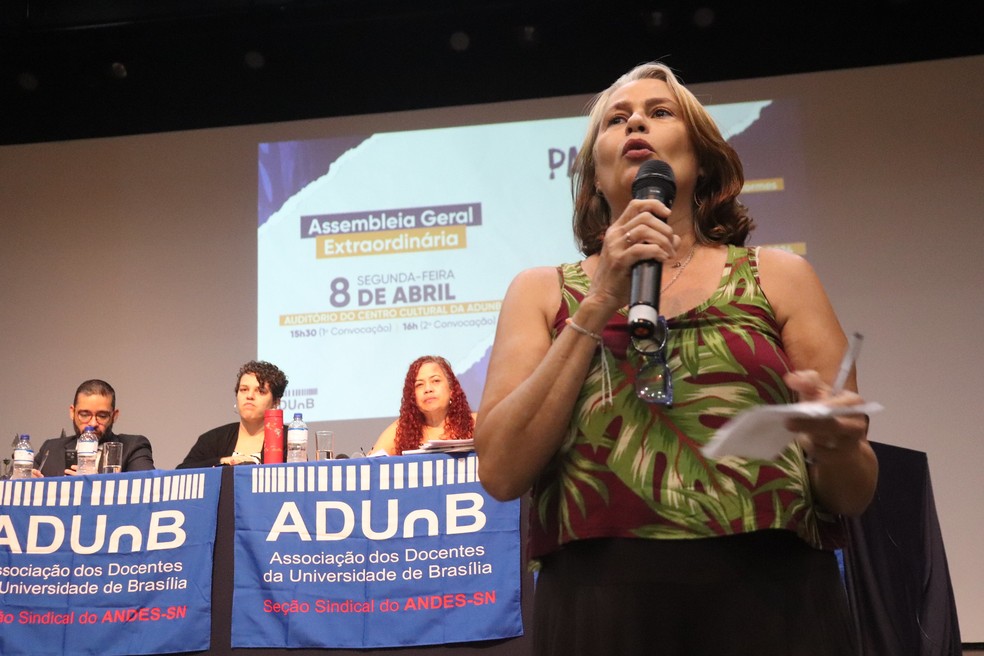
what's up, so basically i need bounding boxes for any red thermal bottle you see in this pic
[263,408,284,464]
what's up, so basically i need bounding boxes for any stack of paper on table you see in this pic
[403,438,475,455]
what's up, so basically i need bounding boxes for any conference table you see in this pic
[3,443,957,655]
[0,455,534,656]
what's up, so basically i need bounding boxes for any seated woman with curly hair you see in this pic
[370,355,477,456]
[177,360,289,468]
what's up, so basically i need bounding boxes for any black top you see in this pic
[176,422,285,469]
[33,430,155,477]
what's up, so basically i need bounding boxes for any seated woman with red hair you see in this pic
[370,355,477,456]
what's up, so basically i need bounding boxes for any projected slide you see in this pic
[258,100,790,422]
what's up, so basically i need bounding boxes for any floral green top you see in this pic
[529,246,833,561]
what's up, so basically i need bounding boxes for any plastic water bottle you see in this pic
[77,426,99,475]
[286,413,308,463]
[11,434,34,479]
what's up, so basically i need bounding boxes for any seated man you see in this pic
[33,379,155,476]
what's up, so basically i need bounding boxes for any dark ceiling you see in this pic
[2,1,982,145]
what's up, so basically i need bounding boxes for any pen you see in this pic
[831,332,864,395]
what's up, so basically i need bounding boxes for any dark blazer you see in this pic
[34,430,155,477]
[176,422,286,469]
[176,422,239,469]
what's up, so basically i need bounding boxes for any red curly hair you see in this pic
[394,355,474,455]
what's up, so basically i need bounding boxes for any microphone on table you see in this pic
[628,159,677,340]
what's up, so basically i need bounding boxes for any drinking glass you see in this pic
[100,441,123,474]
[316,431,334,461]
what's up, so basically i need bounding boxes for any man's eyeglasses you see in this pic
[75,410,114,423]
[631,316,673,406]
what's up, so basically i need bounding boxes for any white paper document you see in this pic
[701,402,883,460]
[403,438,475,455]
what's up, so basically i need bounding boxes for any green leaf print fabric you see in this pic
[529,246,833,562]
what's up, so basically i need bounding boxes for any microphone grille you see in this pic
[632,159,676,199]
[636,159,674,181]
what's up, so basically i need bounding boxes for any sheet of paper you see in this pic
[403,446,474,455]
[701,401,883,459]
[403,438,475,455]
[422,438,474,449]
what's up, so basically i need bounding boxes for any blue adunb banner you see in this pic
[232,453,522,648]
[0,469,222,656]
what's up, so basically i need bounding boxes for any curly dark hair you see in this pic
[572,62,755,256]
[235,360,289,401]
[394,356,474,455]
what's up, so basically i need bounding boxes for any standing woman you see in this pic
[474,62,877,655]
[177,360,288,468]
[370,355,476,455]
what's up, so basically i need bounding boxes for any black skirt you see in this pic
[533,530,858,656]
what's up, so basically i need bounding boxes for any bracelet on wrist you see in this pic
[564,318,612,407]
[565,318,603,341]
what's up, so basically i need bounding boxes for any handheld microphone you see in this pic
[628,160,676,339]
